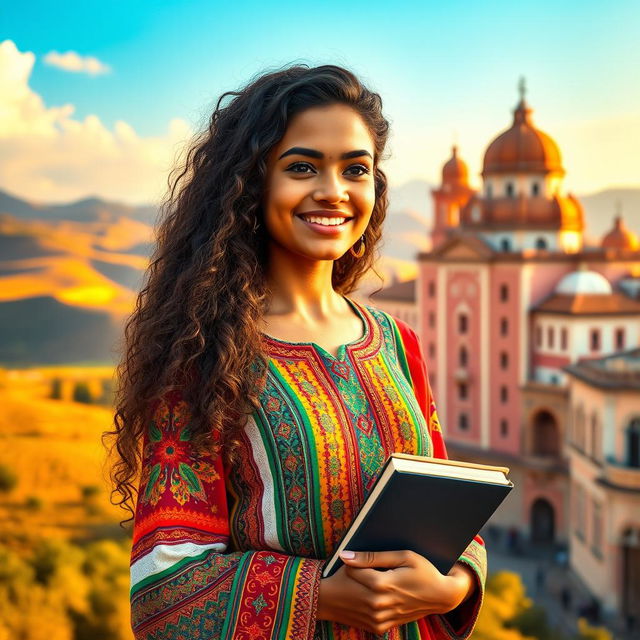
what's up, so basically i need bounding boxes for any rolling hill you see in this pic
[0,184,638,365]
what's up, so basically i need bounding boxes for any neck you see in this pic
[264,246,346,321]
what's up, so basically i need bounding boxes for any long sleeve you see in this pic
[393,318,487,640]
[129,389,324,640]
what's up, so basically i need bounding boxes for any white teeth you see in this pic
[300,216,350,226]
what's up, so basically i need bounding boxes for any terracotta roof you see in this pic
[483,99,564,176]
[425,232,496,260]
[535,292,640,315]
[564,348,640,390]
[602,216,640,250]
[420,243,640,264]
[442,145,469,188]
[370,278,416,302]
[460,192,584,231]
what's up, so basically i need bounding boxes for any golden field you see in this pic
[0,366,133,640]
[0,366,610,640]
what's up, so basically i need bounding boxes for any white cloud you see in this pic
[44,50,111,76]
[0,40,193,205]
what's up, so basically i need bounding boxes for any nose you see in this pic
[312,170,349,204]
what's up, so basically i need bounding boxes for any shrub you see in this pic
[49,377,63,400]
[577,617,613,640]
[25,495,43,511]
[72,381,92,404]
[81,485,100,500]
[0,464,17,494]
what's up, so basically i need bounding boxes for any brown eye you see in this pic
[345,164,370,176]
[286,162,316,174]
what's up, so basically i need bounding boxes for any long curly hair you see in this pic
[105,63,391,523]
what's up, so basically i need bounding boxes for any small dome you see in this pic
[602,216,640,250]
[442,145,469,187]
[482,98,564,176]
[556,268,612,295]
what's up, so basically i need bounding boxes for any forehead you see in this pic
[273,104,374,156]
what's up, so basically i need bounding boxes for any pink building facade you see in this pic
[371,89,640,624]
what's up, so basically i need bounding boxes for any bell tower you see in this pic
[431,145,475,249]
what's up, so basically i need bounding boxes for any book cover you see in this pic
[322,455,513,578]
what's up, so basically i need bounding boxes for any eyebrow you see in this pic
[278,147,373,161]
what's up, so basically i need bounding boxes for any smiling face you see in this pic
[262,103,376,263]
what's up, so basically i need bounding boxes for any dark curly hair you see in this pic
[105,63,391,523]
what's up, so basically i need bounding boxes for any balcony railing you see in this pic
[602,459,640,491]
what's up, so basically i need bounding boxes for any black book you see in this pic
[322,453,513,578]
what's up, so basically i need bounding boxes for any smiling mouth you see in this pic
[295,213,354,227]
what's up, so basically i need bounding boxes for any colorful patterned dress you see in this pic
[129,297,487,639]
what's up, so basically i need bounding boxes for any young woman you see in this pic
[109,64,486,640]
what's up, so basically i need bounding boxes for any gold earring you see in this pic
[349,235,365,259]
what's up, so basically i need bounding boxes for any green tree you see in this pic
[49,377,63,400]
[471,571,534,640]
[576,618,612,640]
[72,381,92,404]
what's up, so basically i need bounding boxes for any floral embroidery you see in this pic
[139,399,219,506]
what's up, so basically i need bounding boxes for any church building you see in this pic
[371,84,640,625]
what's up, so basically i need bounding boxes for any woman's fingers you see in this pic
[344,565,393,591]
[339,549,416,569]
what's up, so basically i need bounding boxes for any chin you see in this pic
[298,246,348,261]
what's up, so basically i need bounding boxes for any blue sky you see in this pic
[1,0,639,202]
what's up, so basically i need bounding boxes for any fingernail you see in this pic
[340,550,356,559]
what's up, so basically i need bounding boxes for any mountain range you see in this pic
[1,184,638,365]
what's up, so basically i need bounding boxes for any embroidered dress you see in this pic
[129,298,487,640]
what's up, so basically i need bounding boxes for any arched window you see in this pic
[500,317,509,337]
[500,238,511,252]
[532,410,560,457]
[459,346,468,367]
[506,182,514,198]
[500,284,509,302]
[532,182,540,196]
[536,237,547,250]
[458,313,468,334]
[627,418,640,468]
[458,413,469,430]
[561,328,568,351]
[500,351,509,370]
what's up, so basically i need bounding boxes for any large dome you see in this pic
[482,99,564,176]
[556,269,612,295]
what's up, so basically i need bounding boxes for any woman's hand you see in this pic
[317,550,476,635]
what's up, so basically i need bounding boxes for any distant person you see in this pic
[106,65,487,639]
